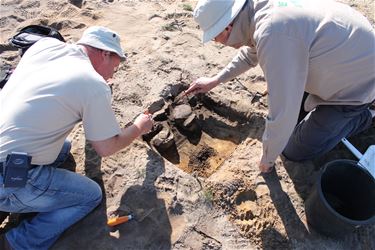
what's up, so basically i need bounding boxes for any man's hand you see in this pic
[133,113,153,135]
[259,161,275,173]
[185,76,220,96]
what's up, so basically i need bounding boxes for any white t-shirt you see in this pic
[0,38,121,165]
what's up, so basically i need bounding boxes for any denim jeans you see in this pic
[0,140,102,249]
[283,103,373,161]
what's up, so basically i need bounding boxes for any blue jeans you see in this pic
[283,103,373,161]
[0,140,102,249]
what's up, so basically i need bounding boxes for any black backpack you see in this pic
[0,25,65,89]
[10,24,65,56]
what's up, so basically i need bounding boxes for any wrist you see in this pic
[212,75,220,87]
[130,123,143,138]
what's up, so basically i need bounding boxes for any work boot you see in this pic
[0,234,12,250]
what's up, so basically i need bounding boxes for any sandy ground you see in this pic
[0,0,374,249]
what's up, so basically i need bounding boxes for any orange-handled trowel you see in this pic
[107,208,155,227]
[107,214,134,227]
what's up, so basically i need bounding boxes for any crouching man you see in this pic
[0,26,153,249]
[186,0,375,173]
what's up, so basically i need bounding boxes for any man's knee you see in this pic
[92,182,103,207]
[85,180,103,208]
[282,149,310,162]
[282,136,324,162]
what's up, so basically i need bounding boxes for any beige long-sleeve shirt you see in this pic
[216,0,375,165]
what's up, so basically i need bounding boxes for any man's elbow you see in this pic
[90,139,116,157]
[95,148,112,157]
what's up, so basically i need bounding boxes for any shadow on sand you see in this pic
[52,143,172,249]
[261,169,310,249]
[109,150,172,249]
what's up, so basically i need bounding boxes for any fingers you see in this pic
[134,113,154,134]
[185,82,199,96]
[143,113,154,131]
[186,78,207,95]
[142,111,153,121]
[260,165,274,173]
[146,114,154,130]
[186,77,218,95]
[259,162,275,173]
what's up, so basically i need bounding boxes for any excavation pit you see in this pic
[143,84,259,177]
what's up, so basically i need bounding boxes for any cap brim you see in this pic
[77,37,126,59]
[202,0,246,43]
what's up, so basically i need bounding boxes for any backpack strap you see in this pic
[0,67,13,89]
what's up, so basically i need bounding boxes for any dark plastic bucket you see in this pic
[305,159,375,238]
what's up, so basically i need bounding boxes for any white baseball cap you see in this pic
[77,26,126,59]
[193,0,246,43]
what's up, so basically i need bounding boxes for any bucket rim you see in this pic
[317,159,375,225]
